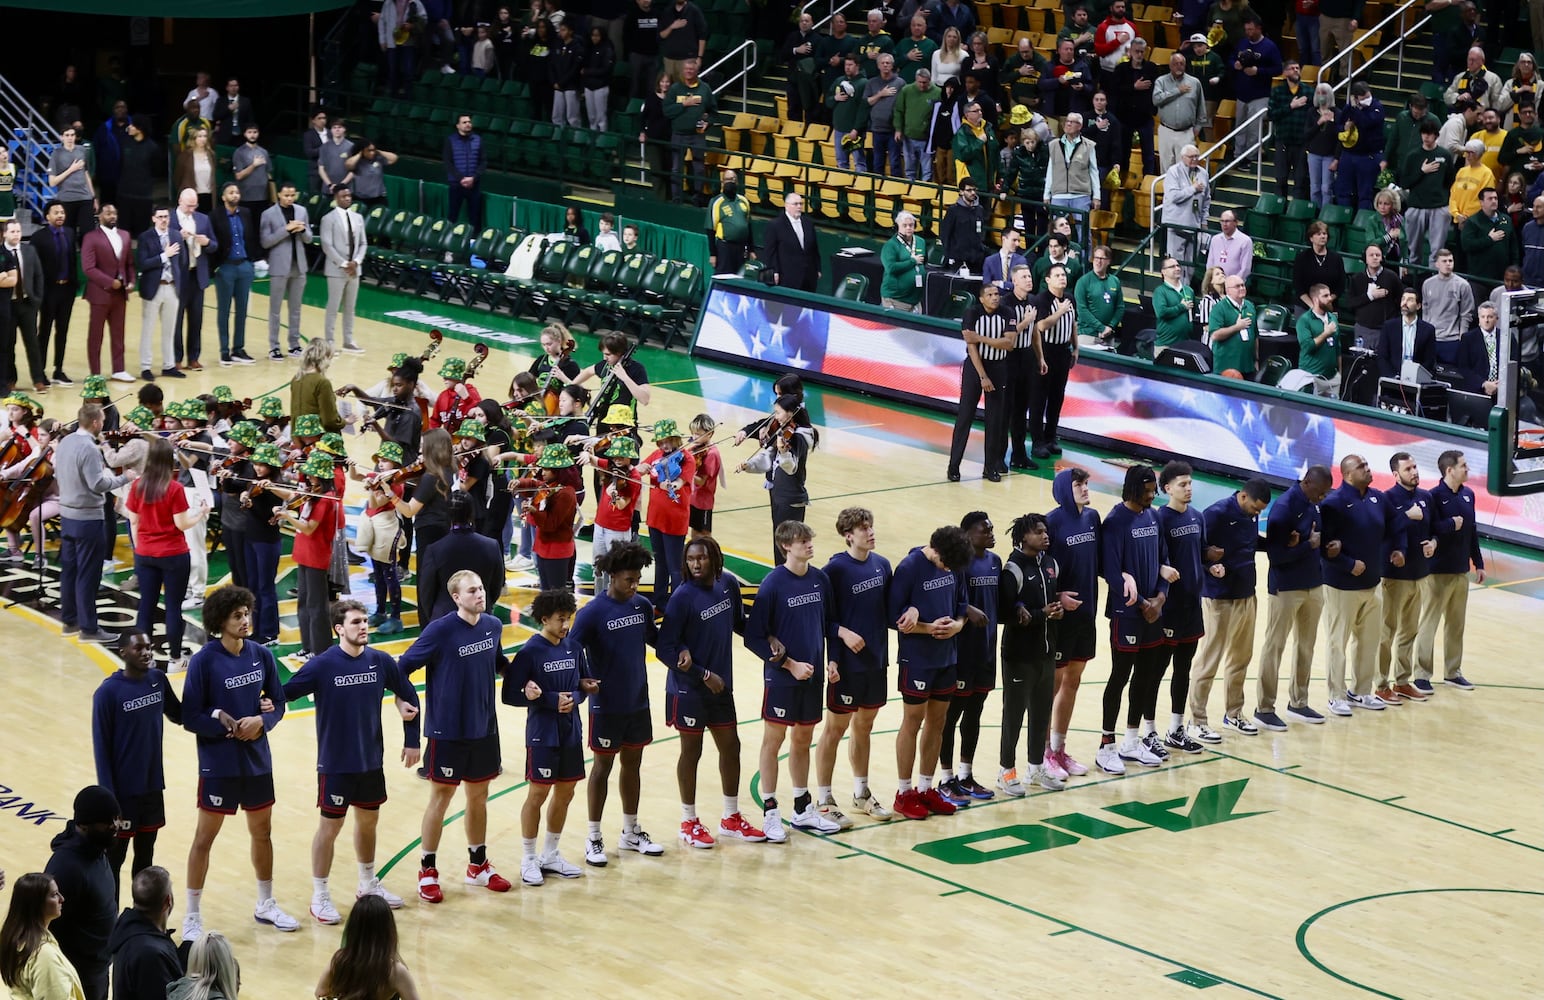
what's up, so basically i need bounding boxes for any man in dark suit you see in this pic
[760,191,822,292]
[981,227,1027,289]
[211,77,254,146]
[170,187,217,371]
[30,200,80,386]
[136,206,186,380]
[1376,289,1438,380]
[2,219,49,395]
[209,182,257,366]
[415,493,506,623]
[80,203,135,381]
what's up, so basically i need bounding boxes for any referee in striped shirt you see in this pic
[1028,262,1078,460]
[947,283,1023,483]
[1004,264,1045,472]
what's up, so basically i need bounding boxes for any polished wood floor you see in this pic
[1,285,1539,999]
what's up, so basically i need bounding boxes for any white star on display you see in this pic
[789,347,811,369]
[749,380,766,402]
[1179,386,1200,408]
[1296,460,1310,479]
[1240,406,1256,429]
[1256,441,1272,465]
[1111,378,1139,406]
[1225,408,1239,430]
[768,317,790,352]
[749,329,768,359]
[1305,413,1326,433]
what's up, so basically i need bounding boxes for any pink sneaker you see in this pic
[1041,752,1069,782]
[1052,748,1089,777]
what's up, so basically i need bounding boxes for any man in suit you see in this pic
[320,185,368,354]
[136,206,185,381]
[981,227,1027,290]
[209,181,257,367]
[2,220,48,395]
[260,182,312,360]
[171,188,217,371]
[211,77,254,146]
[1377,289,1438,380]
[80,203,135,381]
[29,200,80,386]
[761,191,821,292]
[302,107,329,195]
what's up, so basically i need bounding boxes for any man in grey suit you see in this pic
[2,219,48,394]
[320,185,367,354]
[261,182,312,360]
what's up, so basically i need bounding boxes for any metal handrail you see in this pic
[0,73,63,224]
[1339,12,1433,97]
[1318,0,1424,90]
[706,39,759,107]
[802,0,865,33]
[1144,109,1273,275]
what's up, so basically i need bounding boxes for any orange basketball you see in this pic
[1220,369,1244,379]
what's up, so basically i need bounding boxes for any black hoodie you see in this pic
[108,906,184,1000]
[999,547,1059,663]
[44,822,117,998]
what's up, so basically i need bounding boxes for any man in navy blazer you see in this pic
[170,187,217,370]
[981,227,1028,289]
[1376,290,1437,380]
[136,206,186,379]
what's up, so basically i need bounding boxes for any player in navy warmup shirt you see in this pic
[656,536,768,848]
[1045,468,1098,779]
[179,585,293,942]
[887,525,972,821]
[283,600,422,924]
[813,507,894,828]
[1153,462,1218,756]
[504,589,599,885]
[92,632,182,898]
[1097,466,1176,776]
[939,512,1003,805]
[1377,452,1437,703]
[396,569,514,902]
[1418,449,1485,691]
[745,519,840,843]
[570,541,664,866]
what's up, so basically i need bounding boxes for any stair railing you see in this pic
[706,39,759,107]
[0,73,62,223]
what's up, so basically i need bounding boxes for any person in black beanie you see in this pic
[44,785,121,1000]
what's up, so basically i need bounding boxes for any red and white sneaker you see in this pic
[920,788,958,816]
[679,818,716,849]
[892,789,930,820]
[417,867,443,904]
[717,812,767,842]
[465,861,513,892]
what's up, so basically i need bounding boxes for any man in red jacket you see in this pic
[80,203,135,381]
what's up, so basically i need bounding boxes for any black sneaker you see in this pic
[220,353,233,367]
[51,371,74,386]
[287,347,304,358]
[1031,444,1052,459]
[268,348,285,361]
[232,350,256,365]
[161,367,187,379]
[1164,726,1204,754]
[1142,731,1171,760]
[140,369,157,381]
[1009,457,1039,470]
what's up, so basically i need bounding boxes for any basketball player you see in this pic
[92,632,182,899]
[282,600,421,923]
[997,513,1066,793]
[571,541,665,865]
[889,526,973,818]
[179,585,292,942]
[815,507,894,825]
[656,537,768,846]
[1414,449,1484,692]
[1377,453,1436,704]
[939,513,1001,802]
[398,570,514,902]
[1153,463,1216,756]
[1045,468,1096,778]
[1257,466,1333,727]
[746,520,842,842]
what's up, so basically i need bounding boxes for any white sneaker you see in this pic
[1327,698,1354,717]
[1027,763,1066,791]
[110,371,135,383]
[851,789,893,820]
[817,796,854,829]
[789,804,841,833]
[508,555,535,571]
[584,837,608,867]
[180,912,204,944]
[356,879,403,908]
[1353,692,1388,711]
[1095,744,1127,775]
[539,850,583,878]
[1188,723,1223,744]
[1221,713,1260,736]
[618,829,665,855]
[996,767,1026,797]
[309,892,342,925]
[521,856,544,886]
[762,808,788,843]
[254,897,299,931]
[182,596,205,611]
[1118,737,1163,768]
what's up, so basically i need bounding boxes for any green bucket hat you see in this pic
[373,441,405,464]
[164,400,189,421]
[302,452,335,478]
[257,396,285,419]
[535,443,575,469]
[3,393,43,414]
[226,422,261,449]
[292,413,324,438]
[605,436,640,460]
[602,404,636,427]
[250,443,283,467]
[210,385,237,404]
[438,357,468,381]
[318,432,347,456]
[455,418,487,443]
[125,406,155,429]
[651,418,681,442]
[181,400,209,422]
[390,352,409,369]
[80,375,110,399]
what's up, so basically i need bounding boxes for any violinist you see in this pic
[528,323,580,413]
[338,355,425,462]
[572,332,650,430]
[274,452,340,660]
[368,351,434,417]
[316,432,354,597]
[576,435,643,595]
[0,416,60,569]
[516,444,579,592]
[738,395,817,567]
[351,440,406,635]
[731,373,804,441]
[686,413,723,540]
[170,398,216,609]
[472,399,516,547]
[287,412,325,469]
[254,395,290,447]
[0,392,42,454]
[241,442,287,644]
[124,437,208,667]
[637,418,694,606]
[453,418,495,530]
[429,356,482,434]
[79,375,121,432]
[208,384,246,434]
[381,427,457,569]
[531,383,591,448]
[212,421,263,590]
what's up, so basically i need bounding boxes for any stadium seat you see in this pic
[1245,193,1286,241]
[834,273,870,301]
[1277,198,1320,245]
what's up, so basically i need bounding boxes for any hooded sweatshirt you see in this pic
[108,907,183,1000]
[1047,469,1101,621]
[45,823,117,996]
[999,547,1059,662]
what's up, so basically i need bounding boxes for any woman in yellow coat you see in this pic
[1,874,85,1000]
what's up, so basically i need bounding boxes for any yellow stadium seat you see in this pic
[779,119,806,137]
[806,123,833,143]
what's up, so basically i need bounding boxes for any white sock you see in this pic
[1050,731,1066,752]
[957,761,971,780]
[522,837,537,860]
[681,803,696,821]
[622,813,638,834]
[897,778,912,793]
[587,821,602,839]
[1171,712,1185,732]
[816,785,832,804]
[543,832,560,856]
[258,879,274,903]
[311,877,328,899]
[186,889,202,915]
[1141,718,1156,736]
[1121,727,1137,745]
[853,776,869,798]
[357,862,375,889]
[918,775,932,791]
[722,795,738,816]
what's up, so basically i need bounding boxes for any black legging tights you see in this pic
[940,690,988,769]
[1103,644,1167,734]
[107,831,159,899]
[1000,659,1056,767]
[1164,640,1199,718]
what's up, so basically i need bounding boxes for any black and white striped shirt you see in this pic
[1033,291,1077,346]
[963,304,1012,361]
[1008,293,1037,350]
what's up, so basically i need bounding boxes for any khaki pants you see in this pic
[1257,587,1324,712]
[1188,595,1257,725]
[1157,124,1195,173]
[1319,17,1357,82]
[1415,572,1469,681]
[1377,576,1426,687]
[1324,586,1380,698]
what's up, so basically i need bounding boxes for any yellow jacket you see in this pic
[1449,162,1497,222]
[7,934,86,1000]
[1469,127,1506,177]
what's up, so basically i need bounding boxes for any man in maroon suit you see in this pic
[80,202,135,381]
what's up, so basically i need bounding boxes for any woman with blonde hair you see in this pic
[1197,265,1228,342]
[931,27,965,88]
[167,932,240,1000]
[1370,187,1405,265]
[0,874,82,1000]
[291,339,346,432]
[174,128,218,214]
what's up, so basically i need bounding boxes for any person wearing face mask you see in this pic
[1334,81,1387,210]
[707,169,751,274]
[44,786,123,1000]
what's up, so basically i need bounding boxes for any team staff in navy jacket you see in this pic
[179,585,293,943]
[1414,449,1485,692]
[283,600,421,923]
[397,569,514,903]
[1187,479,1270,738]
[1257,466,1334,726]
[1377,453,1438,703]
[1320,454,1408,714]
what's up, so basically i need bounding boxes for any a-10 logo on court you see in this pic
[913,779,1267,864]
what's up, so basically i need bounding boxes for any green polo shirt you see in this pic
[1153,281,1195,347]
[1207,295,1257,376]
[1295,309,1339,377]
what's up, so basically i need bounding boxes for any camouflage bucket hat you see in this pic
[302,452,336,478]
[292,413,325,438]
[535,443,575,469]
[438,357,468,380]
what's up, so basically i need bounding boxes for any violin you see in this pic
[656,448,685,502]
[0,444,54,532]
[366,458,425,492]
